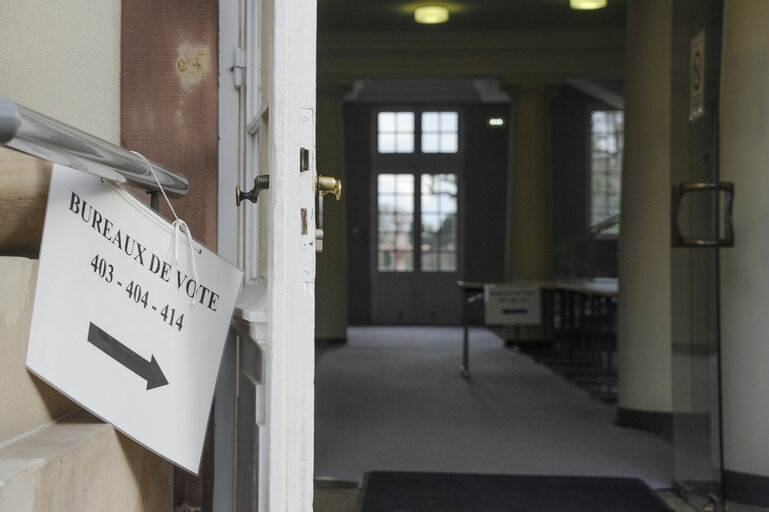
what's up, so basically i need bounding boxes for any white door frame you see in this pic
[217,0,317,509]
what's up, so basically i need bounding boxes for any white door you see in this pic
[217,0,317,509]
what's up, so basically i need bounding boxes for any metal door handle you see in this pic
[236,175,270,206]
[317,175,342,200]
[673,181,734,247]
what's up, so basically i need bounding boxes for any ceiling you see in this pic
[318,0,626,34]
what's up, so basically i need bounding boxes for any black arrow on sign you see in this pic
[87,322,169,390]
[503,308,528,314]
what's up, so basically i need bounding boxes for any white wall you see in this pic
[0,0,122,143]
[720,0,769,477]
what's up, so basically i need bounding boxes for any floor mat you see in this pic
[358,471,673,512]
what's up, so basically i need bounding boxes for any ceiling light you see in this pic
[414,5,450,24]
[570,0,607,9]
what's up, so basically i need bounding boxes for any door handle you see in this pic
[673,181,734,247]
[314,174,341,253]
[236,175,270,206]
[316,175,342,200]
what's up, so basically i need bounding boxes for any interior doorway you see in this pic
[371,108,463,324]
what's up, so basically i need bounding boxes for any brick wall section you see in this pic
[120,0,219,251]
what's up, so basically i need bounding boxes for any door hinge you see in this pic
[232,48,245,90]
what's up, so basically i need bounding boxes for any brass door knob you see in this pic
[317,175,342,201]
[236,175,270,206]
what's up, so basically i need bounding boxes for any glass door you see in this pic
[371,108,462,324]
[670,1,726,510]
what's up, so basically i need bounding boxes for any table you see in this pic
[457,279,618,379]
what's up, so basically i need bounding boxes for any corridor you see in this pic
[315,326,671,487]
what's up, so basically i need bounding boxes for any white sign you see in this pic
[690,30,705,121]
[26,165,243,474]
[484,284,541,325]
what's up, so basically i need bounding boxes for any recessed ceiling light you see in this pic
[570,0,607,9]
[414,5,450,24]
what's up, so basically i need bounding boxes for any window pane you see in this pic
[422,112,439,131]
[440,112,458,132]
[378,195,395,214]
[421,194,438,213]
[378,232,395,247]
[592,174,606,193]
[440,252,457,271]
[591,111,609,133]
[378,174,395,194]
[422,251,439,271]
[435,174,457,194]
[396,194,413,214]
[438,194,457,214]
[396,174,414,194]
[378,213,395,231]
[422,133,439,153]
[422,213,441,233]
[397,133,414,153]
[440,133,458,153]
[378,251,394,272]
[378,112,395,132]
[396,112,414,131]
[395,213,412,236]
[395,251,413,271]
[379,133,395,153]
[438,214,457,241]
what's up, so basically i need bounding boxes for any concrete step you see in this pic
[0,410,172,511]
[0,257,79,442]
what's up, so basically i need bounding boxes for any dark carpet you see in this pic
[359,471,673,512]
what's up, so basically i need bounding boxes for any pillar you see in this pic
[505,83,556,282]
[501,83,556,343]
[616,0,673,431]
[720,0,769,505]
[315,85,349,342]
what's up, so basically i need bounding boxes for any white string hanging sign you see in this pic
[131,151,200,306]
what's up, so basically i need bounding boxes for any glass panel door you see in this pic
[371,107,462,324]
[671,1,725,510]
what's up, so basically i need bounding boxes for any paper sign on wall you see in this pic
[26,165,243,474]
[484,284,541,325]
[690,30,705,121]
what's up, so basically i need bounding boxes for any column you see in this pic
[504,83,557,282]
[315,85,349,342]
[502,82,557,343]
[616,0,672,430]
